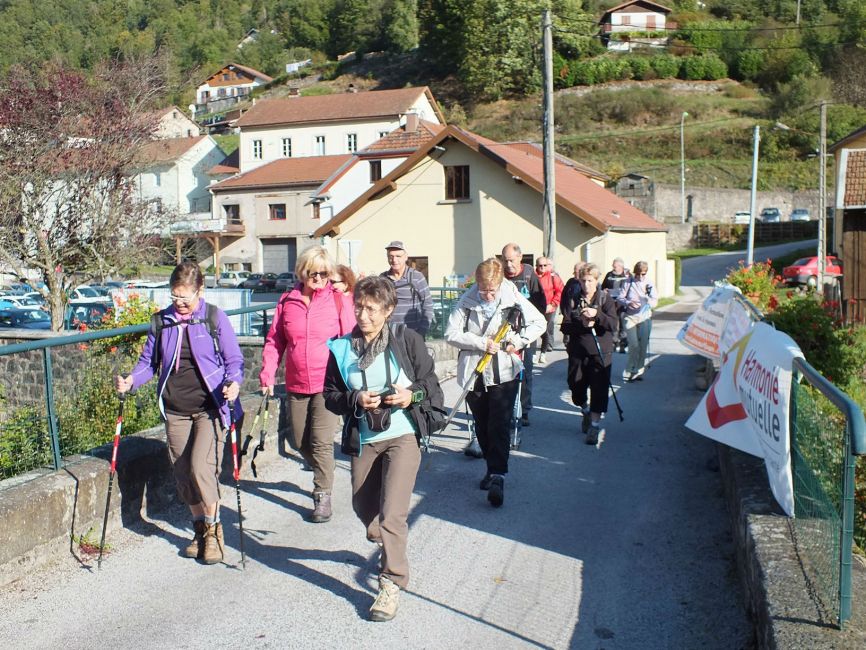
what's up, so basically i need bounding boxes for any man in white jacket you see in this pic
[445,258,545,507]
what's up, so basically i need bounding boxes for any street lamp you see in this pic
[680,111,688,223]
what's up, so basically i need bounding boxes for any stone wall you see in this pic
[651,184,823,223]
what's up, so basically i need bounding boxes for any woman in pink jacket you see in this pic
[260,246,355,523]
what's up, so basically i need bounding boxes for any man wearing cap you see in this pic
[380,241,434,336]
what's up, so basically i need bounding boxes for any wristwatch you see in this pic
[411,389,425,404]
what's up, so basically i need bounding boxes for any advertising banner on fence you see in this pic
[677,285,758,361]
[686,322,803,516]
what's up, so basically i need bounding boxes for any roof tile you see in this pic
[210,154,353,191]
[139,136,207,164]
[845,150,866,206]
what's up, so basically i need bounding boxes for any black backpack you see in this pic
[149,303,222,370]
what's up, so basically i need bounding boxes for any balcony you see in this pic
[169,213,245,236]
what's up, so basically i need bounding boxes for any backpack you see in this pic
[150,303,221,370]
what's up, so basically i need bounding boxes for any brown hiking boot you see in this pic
[310,492,332,523]
[184,520,206,558]
[201,522,224,565]
[369,577,400,622]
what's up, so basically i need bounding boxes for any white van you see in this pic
[733,211,751,224]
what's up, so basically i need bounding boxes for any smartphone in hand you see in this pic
[376,386,397,399]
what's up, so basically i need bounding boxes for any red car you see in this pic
[781,256,842,287]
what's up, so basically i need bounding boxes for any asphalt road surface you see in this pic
[0,295,754,649]
[681,239,817,287]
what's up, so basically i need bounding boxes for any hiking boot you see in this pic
[520,413,530,427]
[184,520,206,558]
[581,407,591,434]
[622,370,633,382]
[464,436,483,458]
[487,475,504,507]
[369,577,400,622]
[586,424,602,446]
[201,522,224,565]
[310,492,332,523]
[479,473,493,490]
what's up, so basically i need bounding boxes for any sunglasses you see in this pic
[307,271,329,280]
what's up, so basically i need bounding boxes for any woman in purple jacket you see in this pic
[115,262,244,565]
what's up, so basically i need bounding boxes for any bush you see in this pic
[725,260,776,310]
[703,53,729,80]
[627,56,653,80]
[651,54,681,79]
[735,50,765,82]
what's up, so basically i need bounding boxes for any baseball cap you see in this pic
[385,240,406,251]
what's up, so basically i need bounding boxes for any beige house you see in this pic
[313,125,671,293]
[234,86,445,173]
[208,155,353,272]
[146,106,201,139]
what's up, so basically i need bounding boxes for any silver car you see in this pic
[274,272,298,293]
[218,271,250,288]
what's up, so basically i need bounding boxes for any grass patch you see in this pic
[657,297,676,309]
[213,134,238,156]
[672,246,741,258]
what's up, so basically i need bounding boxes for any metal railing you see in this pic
[0,303,276,482]
[789,357,866,627]
[428,285,467,339]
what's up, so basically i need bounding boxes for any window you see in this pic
[253,139,262,159]
[369,160,382,182]
[315,135,326,156]
[379,131,389,139]
[622,15,631,25]
[312,203,320,219]
[217,88,226,97]
[154,172,161,187]
[222,73,230,81]
[269,204,286,220]
[347,133,357,153]
[282,138,292,157]
[224,204,240,224]
[445,165,470,200]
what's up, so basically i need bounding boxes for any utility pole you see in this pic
[747,125,760,266]
[680,111,688,223]
[542,9,556,263]
[818,100,827,294]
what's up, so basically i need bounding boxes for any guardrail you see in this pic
[428,286,467,339]
[789,357,866,627]
[0,303,276,481]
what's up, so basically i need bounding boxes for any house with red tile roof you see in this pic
[144,106,201,139]
[206,154,354,272]
[311,125,672,293]
[235,86,444,173]
[600,0,674,51]
[195,63,273,115]
[829,125,866,318]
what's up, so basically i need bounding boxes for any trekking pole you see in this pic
[589,329,625,422]
[240,393,270,478]
[98,392,126,570]
[227,401,246,569]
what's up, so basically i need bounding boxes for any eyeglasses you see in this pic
[307,271,329,280]
[331,279,346,285]
[354,304,383,316]
[170,291,198,304]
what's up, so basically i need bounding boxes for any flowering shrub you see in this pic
[725,260,777,311]
[92,292,159,359]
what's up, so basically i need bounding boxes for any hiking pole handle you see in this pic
[474,319,513,374]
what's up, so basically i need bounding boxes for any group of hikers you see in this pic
[113,241,658,622]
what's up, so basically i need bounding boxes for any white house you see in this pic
[233,86,445,173]
[135,135,226,221]
[600,0,673,51]
[312,125,672,294]
[146,106,201,139]
[195,63,273,113]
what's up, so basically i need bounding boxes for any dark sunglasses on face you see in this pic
[308,271,329,279]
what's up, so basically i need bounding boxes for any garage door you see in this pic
[262,238,297,274]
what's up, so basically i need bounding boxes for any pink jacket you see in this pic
[259,284,356,394]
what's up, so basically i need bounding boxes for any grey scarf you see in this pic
[351,325,390,371]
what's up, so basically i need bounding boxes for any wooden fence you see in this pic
[692,221,821,248]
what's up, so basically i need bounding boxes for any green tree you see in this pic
[382,0,419,53]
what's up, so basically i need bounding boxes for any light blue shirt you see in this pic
[344,348,417,445]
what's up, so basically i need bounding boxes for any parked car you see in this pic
[0,295,42,309]
[124,279,170,289]
[0,308,51,330]
[274,272,298,293]
[782,256,842,288]
[70,285,102,300]
[733,211,751,225]
[65,300,112,329]
[241,272,278,291]
[790,208,811,222]
[218,271,251,288]
[759,207,781,223]
[22,292,46,307]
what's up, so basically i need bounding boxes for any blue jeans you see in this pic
[625,318,652,373]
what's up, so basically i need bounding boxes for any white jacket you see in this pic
[445,279,546,388]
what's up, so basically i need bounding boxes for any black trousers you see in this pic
[466,377,520,476]
[566,344,612,415]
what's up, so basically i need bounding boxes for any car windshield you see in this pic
[790,258,812,266]
[18,310,49,323]
[76,287,99,298]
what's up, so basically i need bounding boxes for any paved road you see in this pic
[0,301,752,649]
[681,239,817,287]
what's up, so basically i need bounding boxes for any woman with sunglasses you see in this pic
[115,261,244,565]
[618,260,658,382]
[260,246,356,523]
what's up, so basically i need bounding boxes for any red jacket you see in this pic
[260,284,356,394]
[537,271,564,309]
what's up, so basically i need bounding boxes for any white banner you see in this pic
[677,285,758,360]
[686,322,803,516]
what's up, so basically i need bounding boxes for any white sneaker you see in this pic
[538,352,547,365]
[632,367,645,380]
[622,370,633,382]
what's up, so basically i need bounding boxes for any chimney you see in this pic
[405,111,419,133]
